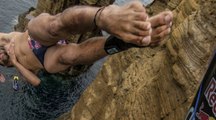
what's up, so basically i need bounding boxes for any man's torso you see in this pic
[13,31,43,73]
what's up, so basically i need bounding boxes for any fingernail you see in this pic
[142,36,151,45]
[149,28,152,34]
[143,14,148,20]
[146,22,151,30]
[167,28,171,33]
[169,22,172,27]
[165,15,171,23]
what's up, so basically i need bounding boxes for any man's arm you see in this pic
[6,41,40,86]
[44,36,139,73]
[13,61,41,86]
[27,7,101,46]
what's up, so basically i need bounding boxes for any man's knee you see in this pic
[48,14,65,36]
[28,13,63,37]
[59,44,80,65]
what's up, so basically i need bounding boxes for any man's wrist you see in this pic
[94,7,105,30]
[12,60,19,67]
[96,5,111,30]
[13,62,18,67]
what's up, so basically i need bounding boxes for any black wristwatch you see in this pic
[104,36,143,55]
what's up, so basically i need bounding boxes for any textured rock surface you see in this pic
[61,0,216,120]
[16,0,216,119]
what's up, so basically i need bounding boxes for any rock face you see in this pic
[16,0,216,119]
[61,0,215,120]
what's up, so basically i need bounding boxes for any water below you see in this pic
[0,61,105,120]
[0,0,154,120]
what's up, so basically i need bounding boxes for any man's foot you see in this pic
[146,11,173,46]
[98,1,152,45]
[100,1,173,47]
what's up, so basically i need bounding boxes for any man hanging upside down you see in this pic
[0,1,173,86]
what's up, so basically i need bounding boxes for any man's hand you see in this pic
[97,1,152,46]
[148,11,173,47]
[5,39,41,86]
[5,39,17,65]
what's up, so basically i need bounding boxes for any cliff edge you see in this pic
[15,0,216,119]
[61,0,216,119]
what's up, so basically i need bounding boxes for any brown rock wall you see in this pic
[16,0,215,119]
[63,0,216,120]
[116,50,187,119]
[171,0,199,26]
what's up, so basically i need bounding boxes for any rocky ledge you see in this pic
[60,0,216,120]
[16,0,216,119]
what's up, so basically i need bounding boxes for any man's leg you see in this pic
[123,11,173,46]
[27,1,151,46]
[43,11,173,73]
[43,37,107,73]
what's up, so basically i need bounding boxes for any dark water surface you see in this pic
[0,0,37,32]
[0,61,104,120]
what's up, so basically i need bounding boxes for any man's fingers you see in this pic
[120,33,151,46]
[151,27,171,43]
[141,36,151,46]
[149,11,173,28]
[120,33,142,44]
[151,25,169,36]
[126,1,146,12]
[133,21,151,31]
[131,27,152,37]
[7,41,15,55]
[133,12,148,21]
[11,39,15,42]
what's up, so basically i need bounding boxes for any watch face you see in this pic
[107,48,118,54]
[107,47,119,54]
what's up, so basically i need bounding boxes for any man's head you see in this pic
[0,45,10,67]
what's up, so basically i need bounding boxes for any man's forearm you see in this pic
[68,36,137,65]
[76,37,107,64]
[13,62,41,86]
